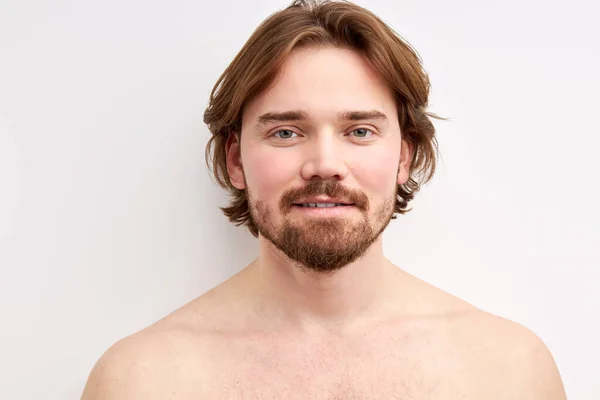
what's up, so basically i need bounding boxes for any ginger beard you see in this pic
[247,179,398,273]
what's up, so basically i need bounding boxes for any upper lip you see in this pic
[294,197,354,205]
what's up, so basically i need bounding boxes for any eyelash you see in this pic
[272,127,376,140]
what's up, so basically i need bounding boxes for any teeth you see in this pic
[301,203,344,208]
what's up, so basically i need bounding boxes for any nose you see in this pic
[300,133,349,181]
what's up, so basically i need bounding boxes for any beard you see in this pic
[248,179,397,273]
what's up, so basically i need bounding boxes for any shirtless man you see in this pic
[81,1,567,398]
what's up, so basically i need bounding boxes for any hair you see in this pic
[204,0,444,238]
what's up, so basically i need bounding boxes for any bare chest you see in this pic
[210,353,462,399]
[192,330,494,399]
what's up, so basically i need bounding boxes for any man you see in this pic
[82,0,566,398]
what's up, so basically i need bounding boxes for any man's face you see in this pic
[227,46,411,272]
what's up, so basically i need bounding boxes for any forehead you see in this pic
[242,46,397,125]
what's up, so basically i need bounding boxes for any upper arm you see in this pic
[490,320,567,400]
[80,336,158,400]
[468,313,567,399]
[81,339,135,400]
[518,332,567,400]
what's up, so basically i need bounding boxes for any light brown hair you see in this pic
[204,0,444,237]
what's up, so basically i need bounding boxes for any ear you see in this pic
[397,138,413,185]
[225,131,246,190]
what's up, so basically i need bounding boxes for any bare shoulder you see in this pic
[80,320,208,399]
[80,330,160,400]
[399,271,566,398]
[80,280,239,399]
[80,281,241,399]
[449,309,567,399]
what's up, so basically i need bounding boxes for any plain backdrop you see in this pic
[1,0,598,398]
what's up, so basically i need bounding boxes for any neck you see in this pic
[248,235,397,332]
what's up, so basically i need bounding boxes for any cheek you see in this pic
[243,148,297,197]
[351,146,400,193]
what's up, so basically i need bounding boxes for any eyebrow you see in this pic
[255,109,388,128]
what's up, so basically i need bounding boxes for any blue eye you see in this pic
[274,129,297,139]
[351,128,373,138]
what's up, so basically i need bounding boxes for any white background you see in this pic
[1,0,598,398]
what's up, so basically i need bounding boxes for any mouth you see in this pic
[293,202,355,208]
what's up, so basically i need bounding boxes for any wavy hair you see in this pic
[204,0,444,237]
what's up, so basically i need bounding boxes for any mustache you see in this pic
[279,180,369,211]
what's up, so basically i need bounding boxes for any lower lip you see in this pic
[291,205,356,217]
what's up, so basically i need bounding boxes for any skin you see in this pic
[81,47,567,399]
